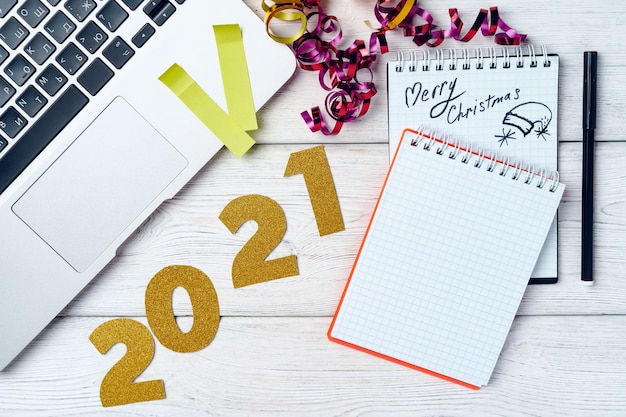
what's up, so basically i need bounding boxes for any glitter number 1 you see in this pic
[284,145,345,236]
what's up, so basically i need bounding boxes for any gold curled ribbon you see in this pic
[263,1,308,43]
[159,63,255,158]
[365,0,416,31]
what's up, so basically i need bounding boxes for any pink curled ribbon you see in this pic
[372,4,527,47]
[444,7,527,45]
[298,6,387,135]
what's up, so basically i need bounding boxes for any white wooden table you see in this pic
[2,1,626,415]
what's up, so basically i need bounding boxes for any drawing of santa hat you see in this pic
[503,101,552,137]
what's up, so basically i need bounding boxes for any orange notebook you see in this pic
[328,128,564,388]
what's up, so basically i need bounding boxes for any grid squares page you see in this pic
[387,47,559,279]
[329,130,564,388]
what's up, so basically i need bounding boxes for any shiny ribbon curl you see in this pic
[262,1,309,43]
[298,29,386,135]
[366,0,416,31]
[290,3,386,136]
[445,7,527,45]
[372,3,526,47]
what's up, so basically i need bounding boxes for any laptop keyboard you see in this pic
[0,0,187,194]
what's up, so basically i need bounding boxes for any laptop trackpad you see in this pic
[12,97,188,272]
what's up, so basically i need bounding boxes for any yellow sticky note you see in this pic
[214,24,258,131]
[159,64,255,158]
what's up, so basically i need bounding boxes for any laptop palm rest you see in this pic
[12,97,188,272]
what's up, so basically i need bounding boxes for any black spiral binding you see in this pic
[394,45,553,73]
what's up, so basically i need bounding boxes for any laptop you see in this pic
[0,0,295,370]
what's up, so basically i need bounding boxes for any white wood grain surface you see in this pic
[2,316,626,417]
[2,0,626,415]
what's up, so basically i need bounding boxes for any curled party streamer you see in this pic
[263,1,527,135]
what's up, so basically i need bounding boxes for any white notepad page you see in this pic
[329,129,564,388]
[387,47,559,279]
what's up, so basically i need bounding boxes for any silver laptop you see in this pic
[0,0,295,370]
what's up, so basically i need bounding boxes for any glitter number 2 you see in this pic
[219,194,299,288]
[89,318,165,407]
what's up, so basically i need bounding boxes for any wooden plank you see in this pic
[59,141,626,318]
[1,315,625,416]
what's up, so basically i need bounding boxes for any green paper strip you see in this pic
[159,63,255,158]
[213,24,258,131]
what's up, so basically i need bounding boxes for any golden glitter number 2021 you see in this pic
[89,145,344,407]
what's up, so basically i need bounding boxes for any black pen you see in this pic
[582,51,597,285]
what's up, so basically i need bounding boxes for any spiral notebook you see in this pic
[387,46,560,282]
[328,128,565,389]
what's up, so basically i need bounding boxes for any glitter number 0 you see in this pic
[89,318,165,407]
[219,194,299,288]
[145,265,220,353]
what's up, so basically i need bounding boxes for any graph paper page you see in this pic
[329,131,564,388]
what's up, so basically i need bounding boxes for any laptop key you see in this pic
[0,0,18,19]
[16,85,48,117]
[77,57,113,96]
[0,75,16,107]
[36,64,67,96]
[97,0,129,32]
[0,136,6,153]
[18,0,50,28]
[152,2,176,26]
[44,11,76,43]
[0,106,27,138]
[143,0,165,15]
[45,0,61,5]
[144,1,176,26]
[24,32,56,65]
[76,21,108,53]
[5,54,36,86]
[132,23,155,48]
[64,0,97,22]
[57,42,88,75]
[102,36,134,69]
[0,17,30,49]
[0,84,89,194]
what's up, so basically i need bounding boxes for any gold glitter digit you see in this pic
[219,194,299,288]
[145,265,220,353]
[89,318,166,407]
[284,145,345,236]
